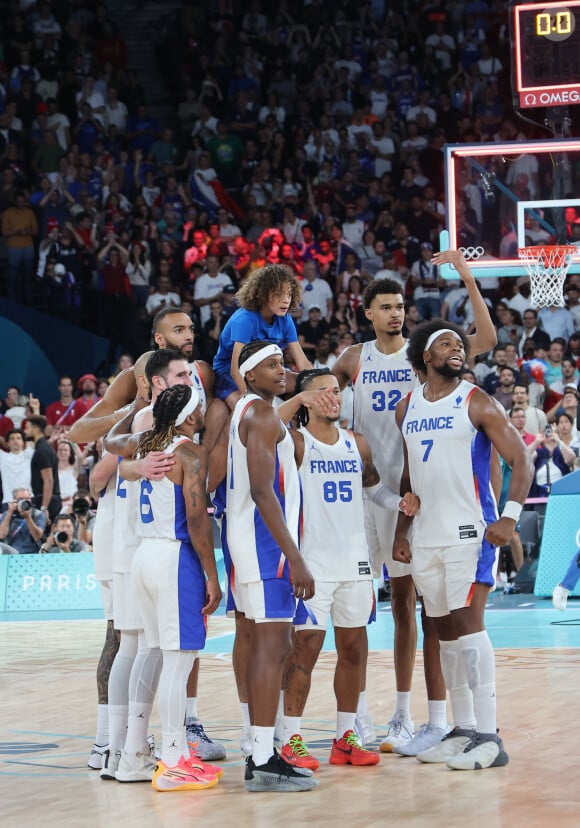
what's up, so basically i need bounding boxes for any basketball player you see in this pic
[106,384,223,791]
[332,248,498,753]
[226,341,318,792]
[86,352,169,772]
[278,369,419,770]
[393,321,533,769]
[71,318,228,760]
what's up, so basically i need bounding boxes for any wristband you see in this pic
[501,500,523,522]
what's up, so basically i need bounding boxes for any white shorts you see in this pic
[364,498,412,579]
[113,570,142,632]
[99,579,114,621]
[232,576,296,623]
[131,537,207,650]
[293,579,375,630]
[412,541,499,619]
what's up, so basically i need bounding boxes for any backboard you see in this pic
[439,138,580,279]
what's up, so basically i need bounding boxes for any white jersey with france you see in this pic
[92,449,117,581]
[190,361,207,445]
[138,435,193,541]
[226,394,301,584]
[402,379,498,547]
[298,426,371,582]
[353,339,418,491]
[112,466,140,573]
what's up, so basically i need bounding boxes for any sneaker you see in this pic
[185,750,224,779]
[115,750,157,782]
[380,712,414,753]
[245,750,319,792]
[552,584,570,611]
[446,732,509,771]
[354,712,376,746]
[395,723,451,757]
[416,726,476,764]
[100,749,121,780]
[87,743,109,770]
[240,725,253,757]
[147,734,161,761]
[280,734,320,770]
[329,730,380,766]
[186,718,227,761]
[152,756,219,792]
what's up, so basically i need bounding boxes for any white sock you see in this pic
[107,704,128,754]
[336,711,356,740]
[253,725,275,767]
[95,703,108,745]
[356,691,368,717]
[185,697,198,721]
[124,702,153,755]
[440,639,476,729]
[283,716,302,744]
[460,630,497,734]
[241,702,251,728]
[124,646,162,755]
[427,699,448,730]
[158,649,197,767]
[393,691,411,721]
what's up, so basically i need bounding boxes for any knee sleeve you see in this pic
[460,631,495,691]
[439,639,465,690]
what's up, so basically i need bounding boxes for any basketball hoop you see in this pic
[517,245,578,308]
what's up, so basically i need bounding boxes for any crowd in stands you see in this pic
[2,2,580,564]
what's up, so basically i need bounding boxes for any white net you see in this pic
[518,246,578,308]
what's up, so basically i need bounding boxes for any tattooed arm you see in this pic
[179,442,222,614]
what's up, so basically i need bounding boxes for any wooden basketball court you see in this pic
[2,612,579,828]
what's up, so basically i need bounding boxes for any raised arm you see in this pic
[69,369,138,443]
[432,249,497,357]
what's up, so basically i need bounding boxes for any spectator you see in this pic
[39,513,91,553]
[1,190,38,304]
[0,486,46,554]
[193,253,234,326]
[0,430,33,505]
[145,274,182,319]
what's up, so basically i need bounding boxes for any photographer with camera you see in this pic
[0,487,47,554]
[39,514,91,553]
[70,489,96,549]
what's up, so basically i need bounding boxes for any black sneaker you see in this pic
[244,749,319,792]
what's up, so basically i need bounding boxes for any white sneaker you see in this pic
[446,733,509,770]
[380,712,414,753]
[240,725,253,757]
[395,722,451,756]
[87,743,108,770]
[552,584,570,611]
[416,726,475,763]
[354,712,376,746]
[100,749,121,780]
[115,750,157,782]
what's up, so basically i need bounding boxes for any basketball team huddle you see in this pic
[73,252,533,794]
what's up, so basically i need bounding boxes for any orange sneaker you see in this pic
[329,730,380,766]
[280,734,320,771]
[152,756,219,792]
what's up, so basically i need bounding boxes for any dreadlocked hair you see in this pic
[294,368,332,428]
[137,384,193,457]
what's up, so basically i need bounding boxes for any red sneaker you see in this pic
[184,752,224,779]
[280,734,320,771]
[329,730,380,766]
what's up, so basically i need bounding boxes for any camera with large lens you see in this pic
[56,531,69,544]
[17,498,32,512]
[72,497,89,516]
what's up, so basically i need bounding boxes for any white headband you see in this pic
[174,388,201,426]
[424,328,462,352]
[239,344,283,378]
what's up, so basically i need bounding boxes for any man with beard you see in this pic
[332,249,497,755]
[392,321,533,769]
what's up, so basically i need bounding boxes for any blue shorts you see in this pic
[220,514,237,615]
[214,371,239,401]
